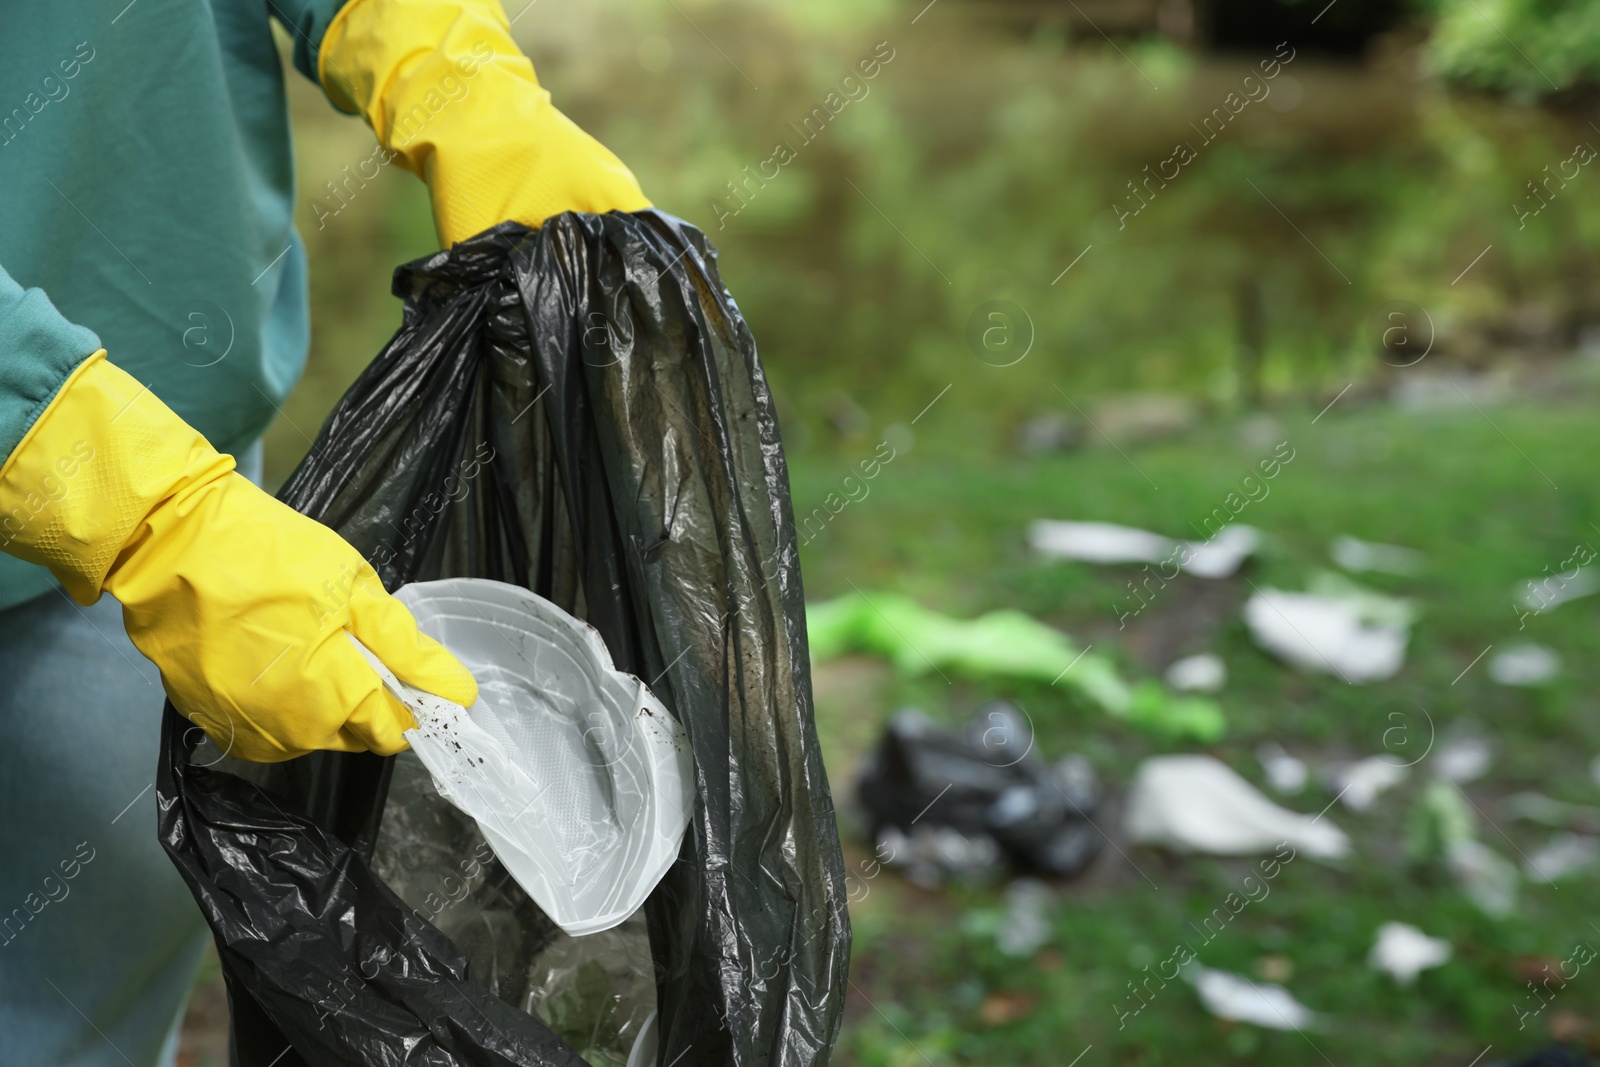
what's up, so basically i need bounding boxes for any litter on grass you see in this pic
[807,592,1225,741]
[1525,833,1600,884]
[1515,567,1599,613]
[1124,755,1350,859]
[1027,520,1259,578]
[1504,792,1600,833]
[1244,588,1406,681]
[1243,573,1417,683]
[1027,520,1167,565]
[1450,840,1520,917]
[859,705,1102,883]
[1329,756,1410,813]
[1306,571,1419,626]
[1165,653,1226,693]
[1489,643,1562,687]
[1015,412,1080,455]
[1330,535,1426,576]
[1368,922,1451,985]
[1190,966,1318,1030]
[1411,781,1519,917]
[883,825,1004,889]
[1258,742,1309,794]
[878,825,1005,888]
[1434,735,1492,784]
[995,878,1056,958]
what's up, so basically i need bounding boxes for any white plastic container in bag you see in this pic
[360,577,694,937]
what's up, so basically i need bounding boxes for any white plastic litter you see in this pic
[1330,535,1426,576]
[995,878,1055,958]
[1190,967,1317,1030]
[1448,840,1519,918]
[877,824,1005,889]
[1504,791,1600,830]
[1124,755,1349,859]
[1416,781,1519,917]
[1257,742,1308,794]
[1027,520,1259,579]
[1433,736,1492,784]
[1489,643,1561,687]
[365,578,694,936]
[1516,567,1600,612]
[1368,922,1451,985]
[1027,520,1169,564]
[1331,756,1409,813]
[1183,525,1262,579]
[1525,833,1600,884]
[1307,571,1418,626]
[1165,653,1226,693]
[1243,576,1416,683]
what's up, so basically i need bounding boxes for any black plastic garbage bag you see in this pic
[857,703,1102,883]
[156,211,851,1066]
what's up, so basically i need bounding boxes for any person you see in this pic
[0,1,650,1062]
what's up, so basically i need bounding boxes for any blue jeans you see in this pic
[0,442,263,1066]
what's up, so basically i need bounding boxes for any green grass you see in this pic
[795,387,1600,1066]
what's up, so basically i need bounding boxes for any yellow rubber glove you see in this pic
[0,352,478,762]
[320,0,652,247]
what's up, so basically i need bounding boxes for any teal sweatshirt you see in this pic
[0,0,349,609]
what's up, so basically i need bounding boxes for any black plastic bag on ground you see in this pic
[857,704,1102,883]
[156,211,851,1066]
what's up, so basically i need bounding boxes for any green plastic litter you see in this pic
[805,591,1225,742]
[1407,778,1477,863]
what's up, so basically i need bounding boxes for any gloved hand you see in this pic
[320,0,652,247]
[0,352,478,762]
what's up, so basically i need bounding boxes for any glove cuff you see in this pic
[0,353,232,602]
[320,0,514,123]
[319,0,649,245]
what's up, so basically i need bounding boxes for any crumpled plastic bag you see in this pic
[1189,966,1319,1030]
[1328,755,1409,813]
[806,591,1225,742]
[858,705,1102,882]
[1028,519,1259,578]
[1368,922,1451,985]
[156,211,850,1066]
[1124,755,1350,859]
[1243,573,1417,683]
[1409,779,1518,917]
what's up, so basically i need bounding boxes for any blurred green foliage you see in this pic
[1426,0,1600,98]
[575,4,1600,451]
[274,1,1600,477]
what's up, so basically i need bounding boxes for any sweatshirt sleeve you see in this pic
[267,0,357,90]
[0,264,102,466]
